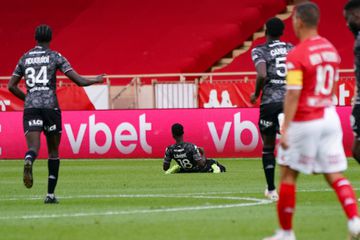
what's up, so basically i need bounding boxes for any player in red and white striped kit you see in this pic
[264,2,360,240]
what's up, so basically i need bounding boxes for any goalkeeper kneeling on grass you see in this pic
[163,123,226,174]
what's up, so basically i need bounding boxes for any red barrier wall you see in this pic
[0,108,353,159]
[198,79,355,108]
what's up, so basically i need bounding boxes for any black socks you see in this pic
[262,147,276,191]
[24,150,37,164]
[48,159,60,194]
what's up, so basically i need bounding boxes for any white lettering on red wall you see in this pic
[208,113,259,152]
[0,108,353,159]
[64,114,152,155]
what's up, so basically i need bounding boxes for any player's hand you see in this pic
[280,131,289,150]
[94,74,105,84]
[250,93,258,104]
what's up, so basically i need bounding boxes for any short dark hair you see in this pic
[35,24,52,43]
[345,0,360,12]
[171,123,184,137]
[295,2,320,27]
[266,17,285,37]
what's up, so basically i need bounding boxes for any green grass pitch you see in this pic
[0,159,359,240]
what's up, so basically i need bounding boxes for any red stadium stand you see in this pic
[0,0,287,75]
[217,0,353,72]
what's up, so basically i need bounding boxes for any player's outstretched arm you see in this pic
[8,75,25,101]
[65,70,105,86]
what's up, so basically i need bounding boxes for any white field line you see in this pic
[1,190,359,220]
[0,202,269,220]
[0,194,271,220]
[0,192,236,201]
[0,194,260,201]
[1,188,359,202]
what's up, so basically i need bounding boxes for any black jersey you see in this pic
[164,142,203,171]
[354,32,360,105]
[13,46,73,109]
[251,40,293,105]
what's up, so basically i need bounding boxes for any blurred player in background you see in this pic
[163,123,226,174]
[250,17,293,201]
[8,25,104,204]
[264,2,360,240]
[344,0,360,165]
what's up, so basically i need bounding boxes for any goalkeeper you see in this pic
[163,123,226,174]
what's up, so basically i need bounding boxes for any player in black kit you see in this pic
[345,1,360,165]
[250,17,293,201]
[163,123,225,174]
[8,25,104,203]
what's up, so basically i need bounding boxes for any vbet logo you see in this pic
[64,114,152,155]
[63,111,260,156]
[207,112,259,153]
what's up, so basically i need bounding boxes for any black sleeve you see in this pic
[56,52,73,74]
[251,47,266,67]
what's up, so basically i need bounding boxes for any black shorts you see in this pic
[23,108,62,135]
[259,102,283,135]
[352,104,360,140]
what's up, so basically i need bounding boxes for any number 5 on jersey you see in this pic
[276,57,287,77]
[25,66,49,87]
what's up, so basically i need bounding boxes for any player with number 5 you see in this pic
[8,25,104,204]
[250,17,293,201]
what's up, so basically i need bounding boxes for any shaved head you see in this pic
[295,2,320,28]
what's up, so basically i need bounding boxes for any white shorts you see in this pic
[277,107,347,174]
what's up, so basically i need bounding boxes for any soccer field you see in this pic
[0,159,359,240]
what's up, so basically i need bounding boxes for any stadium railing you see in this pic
[0,69,355,109]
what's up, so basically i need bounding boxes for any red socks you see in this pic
[332,178,359,220]
[276,178,358,231]
[277,183,296,230]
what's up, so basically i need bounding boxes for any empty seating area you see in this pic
[218,0,353,72]
[1,0,287,76]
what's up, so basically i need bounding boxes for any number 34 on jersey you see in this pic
[25,66,49,88]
